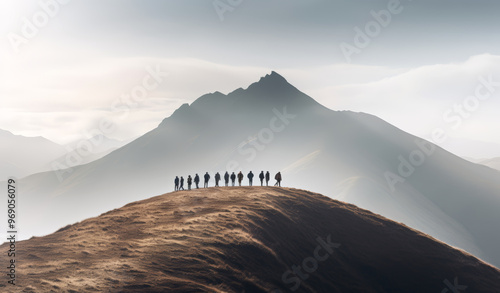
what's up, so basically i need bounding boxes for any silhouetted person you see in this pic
[224,171,230,187]
[230,172,236,186]
[259,171,264,186]
[174,176,179,191]
[194,174,200,189]
[274,172,282,187]
[215,172,221,187]
[237,171,244,186]
[247,171,254,186]
[265,171,270,186]
[179,176,185,190]
[187,175,192,190]
[204,172,210,188]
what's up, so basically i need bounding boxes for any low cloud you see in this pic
[2,52,499,157]
[309,54,500,148]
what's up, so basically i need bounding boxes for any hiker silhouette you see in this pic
[237,171,244,186]
[274,172,282,187]
[204,172,210,188]
[179,176,185,190]
[224,171,230,187]
[174,176,179,191]
[215,172,221,187]
[265,171,270,186]
[259,171,264,186]
[187,175,192,190]
[231,172,236,186]
[194,174,200,189]
[248,171,254,186]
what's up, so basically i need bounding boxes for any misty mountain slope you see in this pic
[65,135,130,152]
[474,157,500,171]
[4,187,500,293]
[0,129,67,178]
[44,135,131,170]
[291,111,500,266]
[11,72,500,269]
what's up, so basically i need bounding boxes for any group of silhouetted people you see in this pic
[174,171,282,191]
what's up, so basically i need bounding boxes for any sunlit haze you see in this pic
[2,0,500,158]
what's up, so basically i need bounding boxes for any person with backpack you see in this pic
[187,175,192,190]
[230,172,236,186]
[179,176,185,190]
[215,172,221,187]
[224,171,230,187]
[194,174,200,189]
[174,176,180,191]
[204,172,210,188]
[259,171,265,186]
[265,171,270,186]
[237,171,244,186]
[247,171,254,186]
[274,172,282,187]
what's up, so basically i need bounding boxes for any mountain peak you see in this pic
[245,71,300,96]
[239,71,326,112]
[165,71,324,124]
[255,71,289,86]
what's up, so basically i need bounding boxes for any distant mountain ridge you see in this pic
[0,129,67,179]
[45,135,134,172]
[9,71,500,269]
[0,129,134,179]
[480,157,500,171]
[64,135,130,153]
[466,157,500,171]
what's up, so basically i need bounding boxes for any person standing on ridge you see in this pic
[274,172,282,187]
[187,175,192,190]
[237,171,244,186]
[259,171,265,186]
[247,171,254,186]
[194,174,200,189]
[265,171,270,186]
[215,172,221,187]
[224,171,230,187]
[204,172,210,188]
[231,172,236,186]
[174,176,179,191]
[179,176,185,190]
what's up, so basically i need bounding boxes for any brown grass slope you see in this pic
[2,187,500,292]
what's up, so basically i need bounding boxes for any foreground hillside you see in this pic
[3,187,500,292]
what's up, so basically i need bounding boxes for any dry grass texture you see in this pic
[2,187,500,292]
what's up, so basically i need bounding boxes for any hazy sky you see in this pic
[2,0,500,157]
